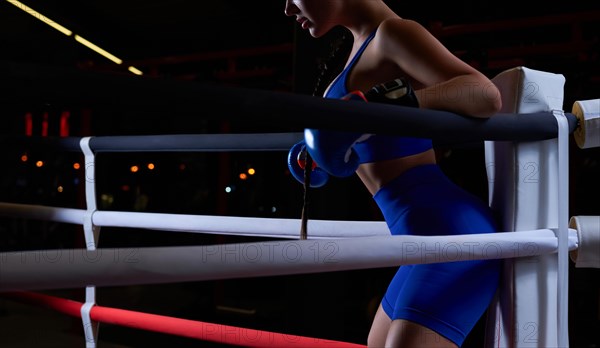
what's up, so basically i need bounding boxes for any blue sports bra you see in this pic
[324,30,433,163]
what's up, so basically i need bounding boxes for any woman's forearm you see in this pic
[415,74,502,118]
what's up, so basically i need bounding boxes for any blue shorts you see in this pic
[373,164,500,346]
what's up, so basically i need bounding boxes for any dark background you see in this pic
[0,1,599,347]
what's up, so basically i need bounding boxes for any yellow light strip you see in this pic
[128,66,144,76]
[7,0,72,36]
[7,0,142,75]
[74,35,123,65]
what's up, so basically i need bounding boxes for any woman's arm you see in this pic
[378,18,502,118]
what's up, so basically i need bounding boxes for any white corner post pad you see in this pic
[484,66,567,348]
[569,216,600,268]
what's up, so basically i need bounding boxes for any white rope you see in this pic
[0,228,578,292]
[0,202,389,239]
[0,202,85,224]
[92,211,389,239]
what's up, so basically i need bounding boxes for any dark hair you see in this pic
[301,29,352,240]
[312,29,352,97]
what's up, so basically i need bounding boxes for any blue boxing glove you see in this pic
[304,79,417,178]
[287,140,329,188]
[365,77,419,107]
[304,91,371,177]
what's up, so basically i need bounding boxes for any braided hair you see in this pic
[312,29,352,97]
[300,29,352,240]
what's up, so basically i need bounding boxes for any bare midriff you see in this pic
[356,148,437,196]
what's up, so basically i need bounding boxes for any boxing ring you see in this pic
[0,64,599,347]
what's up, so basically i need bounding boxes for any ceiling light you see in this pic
[7,0,143,75]
[75,35,122,65]
[7,0,72,36]
[128,66,143,76]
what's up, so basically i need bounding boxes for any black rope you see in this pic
[0,60,579,142]
[300,150,313,240]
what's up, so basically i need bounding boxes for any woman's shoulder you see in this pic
[374,17,442,58]
[377,18,430,41]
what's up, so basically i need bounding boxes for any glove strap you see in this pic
[365,77,419,107]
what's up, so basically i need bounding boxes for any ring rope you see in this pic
[0,133,304,153]
[0,202,389,239]
[2,291,366,348]
[0,114,579,150]
[0,61,578,142]
[0,229,578,292]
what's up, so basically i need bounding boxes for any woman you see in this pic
[284,0,503,347]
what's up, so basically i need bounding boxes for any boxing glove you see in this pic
[365,77,419,107]
[303,91,371,178]
[287,140,329,188]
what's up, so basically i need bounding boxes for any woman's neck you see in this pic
[344,1,398,41]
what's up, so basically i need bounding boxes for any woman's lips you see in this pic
[297,17,309,29]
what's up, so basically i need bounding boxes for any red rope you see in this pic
[3,291,366,348]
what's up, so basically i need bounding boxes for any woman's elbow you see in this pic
[475,84,502,118]
[482,94,502,117]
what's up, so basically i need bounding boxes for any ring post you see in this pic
[484,66,568,347]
